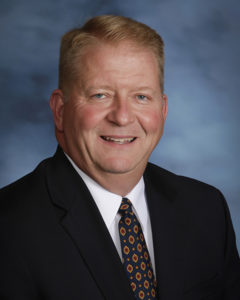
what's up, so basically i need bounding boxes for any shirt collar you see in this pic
[64,153,147,230]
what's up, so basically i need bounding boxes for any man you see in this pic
[0,15,239,300]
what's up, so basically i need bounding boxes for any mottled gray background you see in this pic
[0,0,239,250]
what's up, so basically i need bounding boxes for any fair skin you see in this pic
[50,41,168,196]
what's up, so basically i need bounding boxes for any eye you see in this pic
[137,95,148,101]
[93,93,106,99]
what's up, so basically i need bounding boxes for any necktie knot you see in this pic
[118,197,133,216]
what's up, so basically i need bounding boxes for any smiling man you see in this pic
[50,39,167,196]
[0,15,240,300]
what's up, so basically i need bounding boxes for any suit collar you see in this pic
[46,148,186,297]
[144,162,178,202]
[45,146,135,300]
[144,163,188,297]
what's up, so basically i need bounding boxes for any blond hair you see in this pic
[59,15,165,93]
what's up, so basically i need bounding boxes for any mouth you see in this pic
[101,136,136,145]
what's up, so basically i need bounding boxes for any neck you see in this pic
[89,171,144,197]
[65,152,145,196]
[58,139,147,196]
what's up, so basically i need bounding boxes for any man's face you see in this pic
[52,41,167,184]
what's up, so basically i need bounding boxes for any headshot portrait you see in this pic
[0,1,240,300]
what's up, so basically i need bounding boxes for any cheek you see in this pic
[73,106,106,131]
[139,109,163,133]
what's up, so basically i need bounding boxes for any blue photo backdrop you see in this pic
[0,0,239,249]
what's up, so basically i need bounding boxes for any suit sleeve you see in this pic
[221,193,240,298]
[0,223,38,300]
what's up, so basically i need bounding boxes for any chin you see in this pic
[98,158,144,175]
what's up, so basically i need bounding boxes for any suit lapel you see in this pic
[45,147,135,300]
[144,163,187,298]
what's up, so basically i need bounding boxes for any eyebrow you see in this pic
[86,86,113,92]
[86,86,155,92]
[132,87,155,91]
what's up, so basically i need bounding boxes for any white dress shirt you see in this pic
[65,154,156,274]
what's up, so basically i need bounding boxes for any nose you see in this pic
[106,95,135,126]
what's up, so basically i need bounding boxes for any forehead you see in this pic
[75,41,160,83]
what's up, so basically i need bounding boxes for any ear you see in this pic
[162,94,168,121]
[49,89,65,132]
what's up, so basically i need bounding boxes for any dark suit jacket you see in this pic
[0,147,240,300]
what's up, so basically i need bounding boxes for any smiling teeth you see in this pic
[102,136,135,144]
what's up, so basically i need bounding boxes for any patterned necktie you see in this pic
[118,198,157,300]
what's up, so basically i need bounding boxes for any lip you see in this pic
[100,135,137,145]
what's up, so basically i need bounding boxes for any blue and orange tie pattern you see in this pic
[118,198,157,300]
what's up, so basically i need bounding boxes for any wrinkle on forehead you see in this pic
[74,41,160,93]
